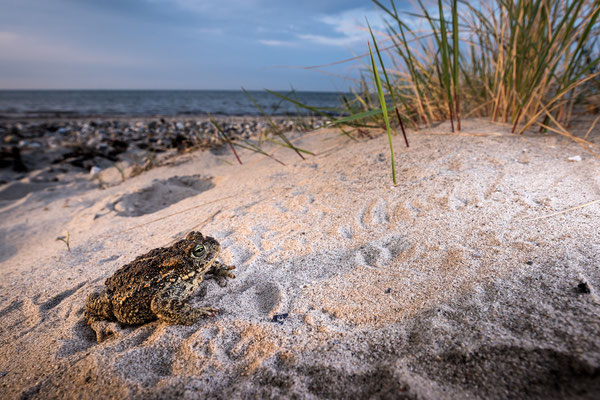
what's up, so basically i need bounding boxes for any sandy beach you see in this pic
[0,117,599,399]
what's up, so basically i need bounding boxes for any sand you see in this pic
[0,118,599,399]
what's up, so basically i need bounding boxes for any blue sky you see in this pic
[0,0,410,91]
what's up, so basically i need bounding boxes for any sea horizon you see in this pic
[0,89,346,119]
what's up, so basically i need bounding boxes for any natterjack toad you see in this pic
[86,231,235,340]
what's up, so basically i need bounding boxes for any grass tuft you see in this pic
[262,0,599,183]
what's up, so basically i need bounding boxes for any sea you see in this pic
[0,90,345,118]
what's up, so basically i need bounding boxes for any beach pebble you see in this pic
[577,280,591,294]
[89,166,102,176]
[272,313,289,324]
[0,116,328,178]
[568,155,582,162]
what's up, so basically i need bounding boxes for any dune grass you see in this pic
[316,4,596,131]
[371,0,599,135]
[238,0,599,180]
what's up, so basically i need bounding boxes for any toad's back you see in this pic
[105,247,190,293]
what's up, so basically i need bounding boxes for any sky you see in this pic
[0,0,411,91]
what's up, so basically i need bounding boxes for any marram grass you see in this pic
[248,0,599,182]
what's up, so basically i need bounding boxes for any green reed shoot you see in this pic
[242,87,311,159]
[56,232,71,252]
[369,41,397,186]
[209,115,285,166]
[367,17,409,147]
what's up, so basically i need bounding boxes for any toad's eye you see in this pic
[191,244,205,258]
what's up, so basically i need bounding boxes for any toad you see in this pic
[85,231,235,341]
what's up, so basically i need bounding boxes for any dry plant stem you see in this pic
[535,102,600,160]
[524,199,600,221]
[208,116,242,164]
[512,108,522,134]
[535,123,600,160]
[584,115,600,140]
[226,142,285,166]
[116,194,239,235]
[454,88,461,131]
[395,107,410,147]
[226,140,243,165]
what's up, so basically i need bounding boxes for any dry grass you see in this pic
[246,0,600,181]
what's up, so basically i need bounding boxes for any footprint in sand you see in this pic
[237,281,283,318]
[354,234,410,268]
[343,197,414,267]
[112,174,214,217]
[0,225,22,263]
[356,198,390,231]
[0,180,59,202]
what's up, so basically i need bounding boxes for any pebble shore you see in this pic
[0,116,328,180]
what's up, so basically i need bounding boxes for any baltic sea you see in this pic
[0,90,344,118]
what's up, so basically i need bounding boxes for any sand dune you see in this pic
[0,119,599,399]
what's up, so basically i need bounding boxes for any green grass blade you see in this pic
[265,89,357,140]
[242,87,308,160]
[367,17,410,147]
[436,0,455,131]
[452,0,460,130]
[328,108,384,126]
[209,115,285,166]
[369,42,397,186]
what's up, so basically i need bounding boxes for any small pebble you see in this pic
[0,117,327,178]
[577,281,591,294]
[89,166,102,176]
[272,313,289,324]
[568,155,582,162]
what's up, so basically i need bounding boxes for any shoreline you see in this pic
[0,113,337,123]
[0,115,329,186]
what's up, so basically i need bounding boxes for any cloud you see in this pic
[258,39,296,47]
[148,0,260,16]
[0,31,146,66]
[0,31,18,44]
[259,7,386,48]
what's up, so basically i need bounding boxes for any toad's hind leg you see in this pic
[85,289,114,321]
[150,285,218,325]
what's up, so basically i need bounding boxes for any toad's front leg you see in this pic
[206,260,236,287]
[150,284,218,325]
